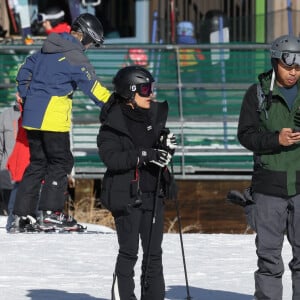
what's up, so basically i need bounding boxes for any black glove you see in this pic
[226,187,254,207]
[159,130,177,154]
[138,148,172,167]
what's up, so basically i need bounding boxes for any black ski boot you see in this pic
[9,215,39,233]
[40,211,86,232]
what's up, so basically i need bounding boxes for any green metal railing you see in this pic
[0,43,270,178]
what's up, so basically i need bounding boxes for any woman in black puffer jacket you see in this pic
[97,66,176,300]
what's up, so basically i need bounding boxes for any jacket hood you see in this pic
[100,95,130,136]
[100,93,117,123]
[258,69,273,94]
[42,32,85,54]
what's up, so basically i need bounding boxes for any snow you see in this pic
[0,216,293,300]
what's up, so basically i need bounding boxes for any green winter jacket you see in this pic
[238,70,300,196]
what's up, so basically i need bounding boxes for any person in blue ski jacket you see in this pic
[12,13,111,232]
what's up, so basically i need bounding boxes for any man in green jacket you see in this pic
[238,35,300,300]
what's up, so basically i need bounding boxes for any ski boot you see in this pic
[40,211,86,232]
[8,215,39,233]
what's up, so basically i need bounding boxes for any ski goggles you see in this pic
[131,82,154,97]
[280,52,300,67]
[37,11,65,23]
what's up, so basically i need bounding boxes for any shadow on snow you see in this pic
[166,285,253,300]
[26,289,107,300]
[26,286,253,300]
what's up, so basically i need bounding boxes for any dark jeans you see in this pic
[13,130,73,217]
[6,183,18,231]
[112,194,165,300]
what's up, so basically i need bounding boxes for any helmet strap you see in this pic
[270,69,275,92]
[266,69,276,110]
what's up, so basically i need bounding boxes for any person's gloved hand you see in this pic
[160,132,177,150]
[138,148,172,167]
[159,131,177,155]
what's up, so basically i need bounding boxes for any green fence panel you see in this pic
[0,43,270,177]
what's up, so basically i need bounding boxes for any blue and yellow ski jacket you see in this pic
[16,32,111,132]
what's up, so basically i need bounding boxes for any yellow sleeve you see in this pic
[91,81,111,104]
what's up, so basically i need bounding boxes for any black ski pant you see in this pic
[13,130,73,217]
[251,193,300,300]
[0,188,11,215]
[112,194,165,300]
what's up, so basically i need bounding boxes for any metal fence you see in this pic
[0,42,271,179]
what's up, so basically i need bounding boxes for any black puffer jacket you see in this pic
[97,94,169,216]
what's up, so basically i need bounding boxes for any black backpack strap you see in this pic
[256,83,268,119]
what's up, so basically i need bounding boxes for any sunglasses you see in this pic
[280,52,300,67]
[136,82,154,97]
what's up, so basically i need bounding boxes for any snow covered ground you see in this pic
[0,216,293,300]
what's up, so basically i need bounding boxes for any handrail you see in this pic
[0,42,270,51]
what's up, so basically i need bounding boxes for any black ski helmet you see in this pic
[71,13,104,47]
[113,65,155,100]
[38,6,65,27]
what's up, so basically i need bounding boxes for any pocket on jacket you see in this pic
[100,173,135,217]
[100,174,112,210]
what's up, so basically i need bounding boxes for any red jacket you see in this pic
[6,116,29,182]
[46,22,71,35]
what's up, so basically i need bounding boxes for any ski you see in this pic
[1,225,111,234]
[56,224,87,233]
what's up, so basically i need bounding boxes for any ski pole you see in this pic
[170,161,192,300]
[141,167,162,299]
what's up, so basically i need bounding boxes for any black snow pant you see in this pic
[0,188,11,215]
[112,194,165,300]
[13,130,73,217]
[250,193,300,300]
